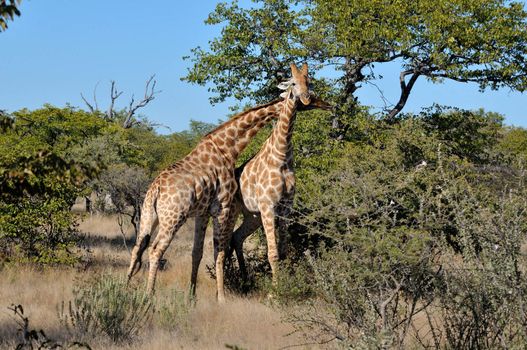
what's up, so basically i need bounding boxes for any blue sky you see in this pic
[1,0,526,132]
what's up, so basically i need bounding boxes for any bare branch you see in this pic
[122,75,160,128]
[80,93,95,113]
[92,81,100,111]
[107,80,123,120]
[81,76,159,127]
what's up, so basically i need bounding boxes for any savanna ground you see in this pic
[0,213,313,350]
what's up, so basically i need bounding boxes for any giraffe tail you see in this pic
[127,181,159,283]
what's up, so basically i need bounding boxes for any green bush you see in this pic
[58,274,153,343]
[0,107,102,265]
[0,187,81,265]
[155,289,189,331]
[277,108,527,348]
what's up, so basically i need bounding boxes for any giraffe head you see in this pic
[278,63,311,106]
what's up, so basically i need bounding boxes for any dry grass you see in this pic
[0,214,316,349]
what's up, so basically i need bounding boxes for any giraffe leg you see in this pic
[229,213,261,282]
[127,202,158,282]
[277,216,289,261]
[146,213,187,295]
[276,199,293,260]
[189,215,208,300]
[213,206,237,303]
[259,203,280,284]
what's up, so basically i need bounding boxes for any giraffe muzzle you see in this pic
[300,93,311,106]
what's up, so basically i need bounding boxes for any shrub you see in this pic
[0,191,81,266]
[0,107,102,265]
[278,110,527,348]
[155,289,189,331]
[58,274,153,343]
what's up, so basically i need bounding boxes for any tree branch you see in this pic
[107,80,123,121]
[122,75,159,128]
[385,70,421,120]
[80,93,95,113]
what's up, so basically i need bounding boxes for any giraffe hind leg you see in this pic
[189,215,209,301]
[127,211,158,282]
[129,234,150,278]
[146,213,188,295]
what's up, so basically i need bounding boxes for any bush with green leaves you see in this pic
[0,107,105,264]
[274,107,527,348]
[58,274,153,343]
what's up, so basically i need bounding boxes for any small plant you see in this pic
[58,274,153,343]
[155,289,189,331]
[8,304,91,349]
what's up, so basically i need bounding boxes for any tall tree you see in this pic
[183,0,527,121]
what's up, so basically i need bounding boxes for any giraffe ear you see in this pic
[301,62,308,74]
[277,78,293,91]
[280,89,293,99]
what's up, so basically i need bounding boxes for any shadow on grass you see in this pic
[0,311,91,349]
[78,233,135,251]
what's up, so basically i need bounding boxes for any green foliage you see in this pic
[0,107,104,265]
[310,0,527,87]
[0,104,212,264]
[154,289,189,331]
[184,0,527,120]
[497,126,527,163]
[275,106,527,348]
[0,196,79,265]
[183,0,309,105]
[58,274,153,343]
[0,0,21,31]
[417,105,503,163]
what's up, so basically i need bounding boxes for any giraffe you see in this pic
[226,63,332,283]
[127,63,314,302]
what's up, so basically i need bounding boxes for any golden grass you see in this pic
[0,215,315,349]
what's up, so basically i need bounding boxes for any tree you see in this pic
[183,0,527,122]
[0,107,101,264]
[0,0,21,31]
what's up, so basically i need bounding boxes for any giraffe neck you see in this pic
[269,95,297,163]
[205,99,284,163]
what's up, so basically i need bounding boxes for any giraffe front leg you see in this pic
[277,197,294,261]
[259,203,279,285]
[230,212,261,283]
[189,215,208,301]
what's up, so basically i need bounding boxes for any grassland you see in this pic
[0,215,316,349]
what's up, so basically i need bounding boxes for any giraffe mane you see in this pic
[203,98,283,137]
